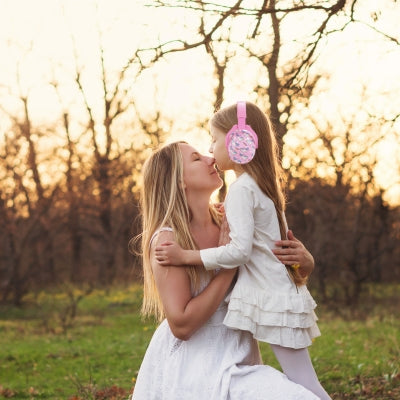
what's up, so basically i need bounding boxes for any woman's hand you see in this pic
[218,214,230,246]
[272,230,315,278]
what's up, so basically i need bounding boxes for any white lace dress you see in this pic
[132,285,319,399]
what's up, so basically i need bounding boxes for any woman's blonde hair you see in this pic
[211,102,306,286]
[132,142,220,321]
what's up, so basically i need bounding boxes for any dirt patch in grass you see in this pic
[331,375,400,400]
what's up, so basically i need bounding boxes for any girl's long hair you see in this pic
[211,102,306,286]
[130,142,220,321]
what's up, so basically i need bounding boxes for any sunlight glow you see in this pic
[0,0,399,204]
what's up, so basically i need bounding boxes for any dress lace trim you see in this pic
[150,227,173,246]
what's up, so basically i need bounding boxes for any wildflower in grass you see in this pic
[29,386,38,395]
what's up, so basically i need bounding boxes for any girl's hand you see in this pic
[155,241,185,266]
[272,230,315,278]
[213,202,225,214]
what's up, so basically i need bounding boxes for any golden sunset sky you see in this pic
[0,0,399,203]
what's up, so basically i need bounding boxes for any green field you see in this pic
[0,284,399,399]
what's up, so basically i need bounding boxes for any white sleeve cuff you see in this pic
[200,248,220,270]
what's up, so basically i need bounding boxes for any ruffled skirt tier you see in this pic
[224,285,321,349]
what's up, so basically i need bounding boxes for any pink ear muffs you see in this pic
[225,101,258,164]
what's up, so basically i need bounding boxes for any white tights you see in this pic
[270,344,331,400]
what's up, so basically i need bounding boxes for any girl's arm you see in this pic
[199,183,255,270]
[156,186,254,270]
[155,241,202,266]
[155,212,232,267]
[155,196,253,270]
[152,231,237,340]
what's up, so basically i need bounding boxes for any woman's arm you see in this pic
[272,230,315,278]
[152,231,237,340]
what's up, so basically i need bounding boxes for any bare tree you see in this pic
[135,1,400,304]
[284,98,399,304]
[0,14,173,297]
[1,1,399,304]
[0,97,59,303]
[67,24,142,284]
[139,1,357,148]
[50,81,84,282]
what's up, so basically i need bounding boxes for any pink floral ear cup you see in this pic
[225,101,258,164]
[226,129,258,164]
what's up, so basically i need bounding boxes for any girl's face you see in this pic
[209,125,235,171]
[179,143,222,193]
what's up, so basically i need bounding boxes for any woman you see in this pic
[130,142,319,399]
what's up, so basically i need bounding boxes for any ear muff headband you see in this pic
[225,101,258,164]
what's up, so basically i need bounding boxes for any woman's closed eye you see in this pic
[191,151,201,161]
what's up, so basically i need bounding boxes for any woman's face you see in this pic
[209,124,235,171]
[179,143,222,193]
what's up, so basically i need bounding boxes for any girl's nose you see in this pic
[205,156,215,166]
[209,144,214,154]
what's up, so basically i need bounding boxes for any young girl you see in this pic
[155,102,331,399]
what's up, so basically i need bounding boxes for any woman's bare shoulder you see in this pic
[150,228,175,251]
[150,229,191,290]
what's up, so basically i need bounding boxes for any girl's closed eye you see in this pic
[209,140,215,153]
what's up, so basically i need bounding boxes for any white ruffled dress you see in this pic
[200,173,320,349]
[132,280,319,399]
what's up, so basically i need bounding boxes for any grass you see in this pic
[0,285,156,399]
[259,316,400,399]
[0,283,399,399]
